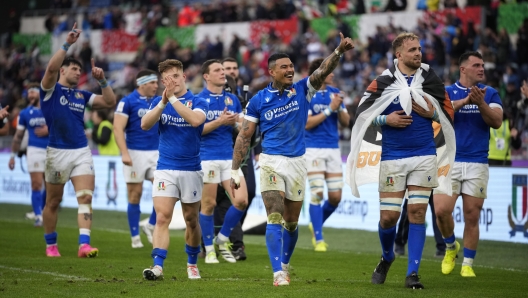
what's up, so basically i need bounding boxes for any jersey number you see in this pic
[356,151,381,168]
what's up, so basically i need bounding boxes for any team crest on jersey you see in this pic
[287,88,297,98]
[208,170,215,179]
[269,175,276,183]
[157,181,165,190]
[75,92,83,99]
[184,101,193,108]
[224,97,233,106]
[131,171,136,178]
[386,176,394,186]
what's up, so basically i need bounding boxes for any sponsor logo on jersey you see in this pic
[60,96,68,105]
[138,108,148,117]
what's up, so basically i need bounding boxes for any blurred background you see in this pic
[1,0,528,162]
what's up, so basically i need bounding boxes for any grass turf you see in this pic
[0,203,527,297]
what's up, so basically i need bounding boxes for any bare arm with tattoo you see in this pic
[231,119,257,190]
[8,129,25,170]
[309,32,354,90]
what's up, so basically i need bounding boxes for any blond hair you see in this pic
[392,32,419,53]
[158,59,183,74]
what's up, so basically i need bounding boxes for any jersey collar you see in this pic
[178,90,195,101]
[455,81,485,90]
[201,88,225,98]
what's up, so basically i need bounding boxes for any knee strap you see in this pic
[408,190,430,205]
[326,177,344,192]
[76,189,93,198]
[380,197,404,212]
[308,173,325,204]
[267,212,283,224]
[78,204,92,214]
[282,221,298,232]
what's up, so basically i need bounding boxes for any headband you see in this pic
[136,74,158,86]
[28,87,39,93]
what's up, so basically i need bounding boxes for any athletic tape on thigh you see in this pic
[308,173,325,204]
[282,221,298,232]
[76,189,93,198]
[326,177,344,192]
[380,197,404,212]
[267,212,283,224]
[408,190,430,204]
[78,204,92,214]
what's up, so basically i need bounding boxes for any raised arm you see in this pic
[309,32,354,90]
[42,23,82,90]
[90,59,116,109]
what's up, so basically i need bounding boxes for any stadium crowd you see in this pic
[1,1,528,158]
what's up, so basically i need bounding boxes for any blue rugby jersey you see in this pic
[17,106,49,148]
[446,81,502,163]
[115,89,160,151]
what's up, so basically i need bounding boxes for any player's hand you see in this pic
[91,58,105,81]
[161,89,169,104]
[386,110,413,128]
[412,96,435,119]
[329,93,343,111]
[511,127,519,139]
[34,125,48,137]
[230,169,241,193]
[162,76,177,99]
[219,107,238,126]
[336,32,354,54]
[468,86,487,107]
[122,153,133,166]
[66,22,82,45]
[8,157,15,170]
[0,105,9,120]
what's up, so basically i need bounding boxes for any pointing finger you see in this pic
[91,58,95,68]
[339,32,344,40]
[72,22,77,31]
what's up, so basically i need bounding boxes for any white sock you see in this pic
[46,244,57,248]
[131,235,141,241]
[462,257,474,267]
[217,233,229,244]
[205,245,214,254]
[281,263,289,270]
[79,228,90,236]
[187,263,197,267]
[146,223,155,229]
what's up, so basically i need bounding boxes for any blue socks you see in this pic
[31,190,42,216]
[282,227,298,265]
[464,248,476,259]
[309,203,324,242]
[200,213,214,246]
[186,244,200,265]
[219,206,245,238]
[41,190,47,210]
[148,207,157,226]
[151,248,167,268]
[378,222,396,262]
[127,203,141,237]
[407,223,426,275]
[266,224,282,273]
[322,200,337,223]
[44,232,57,245]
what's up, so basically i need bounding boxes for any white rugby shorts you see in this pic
[305,148,342,173]
[434,162,489,199]
[378,155,438,192]
[259,153,307,201]
[27,146,46,173]
[45,146,94,184]
[152,170,203,203]
[123,149,158,183]
[202,160,243,184]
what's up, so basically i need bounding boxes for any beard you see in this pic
[402,58,421,71]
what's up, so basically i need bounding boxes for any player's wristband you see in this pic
[231,169,241,187]
[323,108,332,117]
[334,48,343,58]
[98,78,108,88]
[10,152,15,159]
[234,122,239,129]
[371,115,387,126]
[61,42,71,51]
[157,101,167,110]
[168,96,178,105]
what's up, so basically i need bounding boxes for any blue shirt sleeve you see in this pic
[245,93,260,123]
[487,88,502,107]
[79,90,95,106]
[194,97,209,114]
[115,97,130,116]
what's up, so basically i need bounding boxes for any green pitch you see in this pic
[0,203,527,297]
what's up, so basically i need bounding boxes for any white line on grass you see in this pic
[0,265,90,281]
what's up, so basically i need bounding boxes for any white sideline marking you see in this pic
[0,265,90,281]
